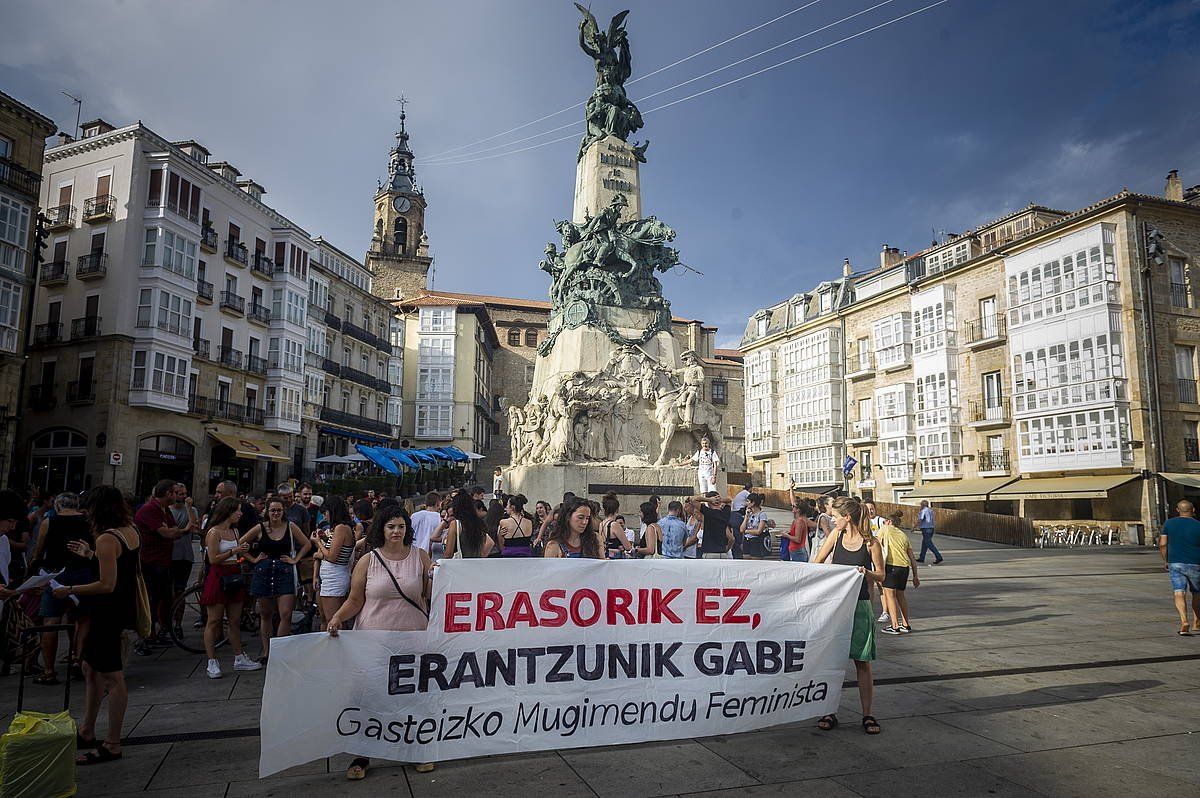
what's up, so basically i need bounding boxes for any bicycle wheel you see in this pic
[170,585,227,654]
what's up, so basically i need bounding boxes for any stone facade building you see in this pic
[0,91,55,488]
[743,174,1200,540]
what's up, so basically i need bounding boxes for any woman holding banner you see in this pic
[327,503,434,779]
[543,497,604,559]
[811,495,886,735]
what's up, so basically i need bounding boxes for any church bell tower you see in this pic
[367,102,432,300]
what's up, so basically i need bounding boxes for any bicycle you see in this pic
[169,582,261,655]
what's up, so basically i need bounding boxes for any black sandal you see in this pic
[862,715,881,735]
[77,742,122,765]
[76,733,97,750]
[33,672,60,685]
[817,714,838,731]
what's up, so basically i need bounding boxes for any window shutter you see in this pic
[58,184,73,206]
[95,174,111,197]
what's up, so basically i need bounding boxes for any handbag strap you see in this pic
[370,550,429,618]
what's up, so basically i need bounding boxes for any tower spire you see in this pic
[388,96,415,192]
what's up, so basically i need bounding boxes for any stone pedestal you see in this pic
[507,462,723,510]
[573,136,641,224]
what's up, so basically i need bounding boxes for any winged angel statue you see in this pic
[575,4,644,159]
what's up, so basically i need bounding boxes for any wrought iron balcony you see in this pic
[189,394,265,426]
[342,320,375,346]
[76,252,108,279]
[321,358,341,377]
[200,226,219,252]
[70,316,101,339]
[33,323,62,345]
[0,155,41,198]
[251,252,273,278]
[225,240,248,266]
[43,204,75,231]
[217,346,243,369]
[323,310,342,330]
[193,339,211,360]
[219,291,245,314]
[977,450,1010,473]
[247,354,268,375]
[318,406,393,436]
[847,419,875,441]
[1186,436,1200,462]
[29,383,57,410]
[968,400,1010,427]
[82,194,115,222]
[846,349,875,378]
[963,315,1006,346]
[341,365,379,390]
[248,301,271,325]
[1171,282,1192,309]
[40,260,69,285]
[196,279,214,302]
[1180,379,1199,405]
[67,380,95,404]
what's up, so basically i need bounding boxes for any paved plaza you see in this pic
[3,528,1198,797]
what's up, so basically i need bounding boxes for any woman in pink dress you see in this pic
[327,504,433,780]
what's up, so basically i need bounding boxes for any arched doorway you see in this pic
[28,428,89,494]
[136,434,195,501]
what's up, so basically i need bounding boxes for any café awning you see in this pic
[354,445,400,476]
[991,473,1140,501]
[1160,472,1200,489]
[903,476,1018,502]
[208,432,290,463]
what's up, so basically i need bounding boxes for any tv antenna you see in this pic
[61,91,82,139]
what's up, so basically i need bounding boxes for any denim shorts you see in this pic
[1169,563,1200,593]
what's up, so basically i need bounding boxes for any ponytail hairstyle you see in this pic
[602,491,621,518]
[831,495,865,532]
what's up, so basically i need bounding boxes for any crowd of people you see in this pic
[0,476,943,776]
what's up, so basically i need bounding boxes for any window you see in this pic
[711,379,728,405]
[0,137,10,158]
[131,350,188,396]
[1171,258,1190,308]
[524,329,538,347]
[393,218,408,252]
[420,307,454,332]
[1177,345,1197,404]
[143,228,197,277]
[418,366,453,400]
[0,278,22,353]
[416,403,452,438]
[359,395,368,416]
[1186,423,1199,462]
[0,195,31,274]
[287,290,305,325]
[156,290,192,335]
[418,336,454,365]
[507,328,521,346]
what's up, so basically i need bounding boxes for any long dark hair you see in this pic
[507,493,528,515]
[366,504,413,549]
[324,495,352,528]
[352,498,374,523]
[84,485,132,535]
[602,491,621,518]
[549,497,601,558]
[205,497,241,531]
[452,489,488,558]
[639,501,658,526]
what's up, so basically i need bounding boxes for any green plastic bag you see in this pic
[0,710,77,798]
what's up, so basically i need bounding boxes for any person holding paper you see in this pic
[28,492,92,685]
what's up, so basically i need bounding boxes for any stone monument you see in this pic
[505,5,726,504]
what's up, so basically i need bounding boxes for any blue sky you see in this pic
[3,0,1198,346]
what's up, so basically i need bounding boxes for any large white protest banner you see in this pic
[259,558,861,777]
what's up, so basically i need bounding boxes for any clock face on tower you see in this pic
[393,196,412,213]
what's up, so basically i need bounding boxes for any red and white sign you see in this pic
[108,451,123,466]
[259,559,859,776]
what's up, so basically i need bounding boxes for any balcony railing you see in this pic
[876,343,912,370]
[225,240,248,265]
[189,395,265,426]
[247,354,268,375]
[323,310,342,330]
[341,366,380,391]
[70,316,102,339]
[248,302,271,324]
[193,340,211,360]
[40,261,69,285]
[33,323,62,345]
[83,194,115,222]
[846,349,874,377]
[1180,379,1199,405]
[1186,436,1200,462]
[319,406,393,436]
[321,358,341,377]
[969,400,1010,425]
[1171,282,1191,309]
[217,346,243,369]
[343,320,375,346]
[43,204,75,230]
[219,291,245,314]
[28,384,57,410]
[0,155,41,198]
[200,226,218,252]
[67,380,95,404]
[964,315,1006,345]
[196,279,213,302]
[76,252,108,279]
[978,450,1010,473]
[251,252,273,278]
[847,419,875,440]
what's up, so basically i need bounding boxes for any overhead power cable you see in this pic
[421,0,829,162]
[423,0,953,168]
[422,0,896,166]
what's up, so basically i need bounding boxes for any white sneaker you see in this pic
[878,612,890,623]
[233,653,263,672]
[206,659,222,679]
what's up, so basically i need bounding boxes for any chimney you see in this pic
[1166,170,1183,202]
[842,258,852,278]
[879,244,903,271]
[55,131,75,147]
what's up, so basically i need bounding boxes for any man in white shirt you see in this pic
[728,481,752,561]
[864,500,886,536]
[409,491,444,555]
[691,436,721,493]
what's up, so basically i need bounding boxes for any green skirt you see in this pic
[850,600,877,662]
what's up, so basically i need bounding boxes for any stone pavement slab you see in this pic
[975,746,1200,798]
[406,751,595,798]
[830,760,1043,797]
[561,740,756,797]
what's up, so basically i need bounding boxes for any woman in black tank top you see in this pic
[811,495,886,736]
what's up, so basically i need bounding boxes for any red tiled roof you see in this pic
[714,348,742,359]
